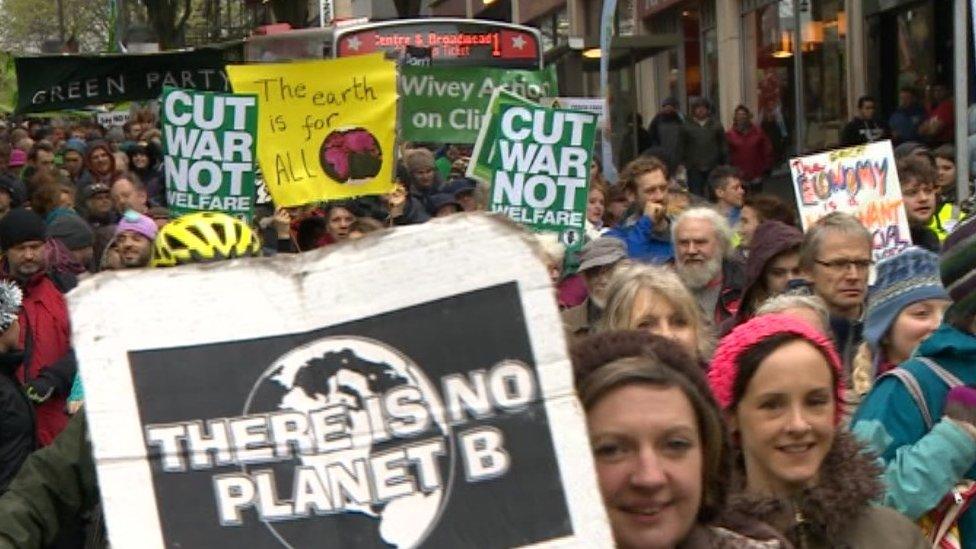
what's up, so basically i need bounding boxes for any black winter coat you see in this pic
[909,223,941,254]
[0,353,34,494]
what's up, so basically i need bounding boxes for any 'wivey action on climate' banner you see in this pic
[400,65,557,144]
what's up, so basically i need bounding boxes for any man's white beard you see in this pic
[676,255,722,290]
[588,279,609,309]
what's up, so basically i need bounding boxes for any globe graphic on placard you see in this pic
[243,336,454,548]
[319,128,383,184]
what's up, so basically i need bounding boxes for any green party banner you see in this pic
[468,89,597,254]
[162,86,258,222]
[15,48,229,114]
[400,65,557,144]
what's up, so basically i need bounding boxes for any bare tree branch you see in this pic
[177,0,192,32]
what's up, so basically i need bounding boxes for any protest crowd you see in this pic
[0,42,972,549]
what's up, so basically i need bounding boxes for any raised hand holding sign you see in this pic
[468,89,598,258]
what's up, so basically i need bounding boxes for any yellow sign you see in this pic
[226,54,397,207]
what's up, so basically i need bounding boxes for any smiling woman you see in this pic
[571,330,786,549]
[708,314,928,548]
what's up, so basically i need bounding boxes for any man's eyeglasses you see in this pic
[814,258,874,272]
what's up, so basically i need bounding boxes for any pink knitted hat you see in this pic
[708,313,845,424]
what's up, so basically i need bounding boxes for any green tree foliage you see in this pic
[271,0,309,28]
[0,54,16,113]
[0,0,111,53]
[267,0,421,27]
[142,0,193,49]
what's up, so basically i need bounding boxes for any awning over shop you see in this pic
[544,33,682,72]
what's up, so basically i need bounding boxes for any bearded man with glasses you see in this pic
[799,212,874,376]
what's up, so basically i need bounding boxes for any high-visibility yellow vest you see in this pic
[929,201,966,242]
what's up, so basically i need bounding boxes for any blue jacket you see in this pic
[852,323,976,543]
[606,214,674,264]
[888,104,927,144]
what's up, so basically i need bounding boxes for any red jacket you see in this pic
[726,124,773,181]
[17,274,71,446]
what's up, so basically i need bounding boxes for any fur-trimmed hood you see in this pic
[725,431,884,548]
[680,524,787,548]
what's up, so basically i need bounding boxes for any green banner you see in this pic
[468,89,597,256]
[15,49,229,114]
[400,65,557,144]
[162,86,258,222]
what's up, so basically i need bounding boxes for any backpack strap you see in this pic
[917,357,964,388]
[879,368,934,429]
[877,357,964,431]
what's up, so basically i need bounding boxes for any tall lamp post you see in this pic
[954,0,969,204]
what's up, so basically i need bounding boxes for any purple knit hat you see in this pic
[115,209,158,241]
[708,313,845,424]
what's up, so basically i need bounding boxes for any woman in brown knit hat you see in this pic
[403,148,444,212]
[571,330,786,548]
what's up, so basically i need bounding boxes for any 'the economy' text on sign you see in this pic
[789,140,912,261]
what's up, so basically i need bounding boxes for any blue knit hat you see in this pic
[864,246,949,358]
[61,138,87,156]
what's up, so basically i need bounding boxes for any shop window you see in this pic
[644,3,704,112]
[536,8,570,52]
[744,0,848,165]
[681,8,703,99]
[798,0,848,151]
[745,1,797,163]
[618,0,637,36]
[868,0,953,144]
[741,0,781,12]
[894,4,936,91]
[702,27,718,110]
[701,2,719,119]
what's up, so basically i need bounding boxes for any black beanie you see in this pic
[0,175,24,207]
[0,208,47,251]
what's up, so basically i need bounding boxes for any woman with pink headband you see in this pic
[707,314,926,548]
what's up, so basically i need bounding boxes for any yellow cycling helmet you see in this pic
[152,211,261,267]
